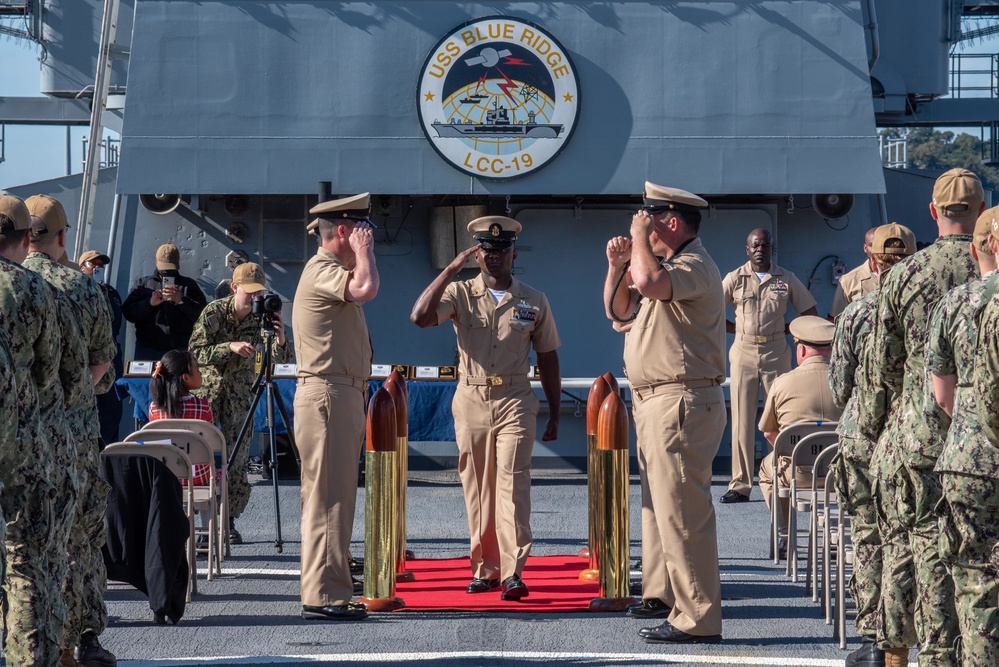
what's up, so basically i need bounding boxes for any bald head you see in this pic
[746,228,773,272]
[863,228,876,259]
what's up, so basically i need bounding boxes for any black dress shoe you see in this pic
[626,598,672,618]
[720,490,750,504]
[777,538,788,559]
[641,620,722,644]
[349,558,364,575]
[466,578,500,594]
[845,636,885,666]
[500,574,529,600]
[352,577,364,595]
[302,602,368,621]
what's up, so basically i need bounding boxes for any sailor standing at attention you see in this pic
[293,193,378,622]
[720,228,817,504]
[410,216,561,601]
[604,182,726,644]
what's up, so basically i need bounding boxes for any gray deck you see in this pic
[103,471,916,666]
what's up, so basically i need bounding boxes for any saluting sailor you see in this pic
[411,216,561,601]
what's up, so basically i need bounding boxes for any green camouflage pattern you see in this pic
[22,251,117,647]
[862,236,975,662]
[830,290,879,457]
[189,296,291,517]
[873,470,918,649]
[930,272,999,476]
[940,473,999,667]
[0,256,62,667]
[833,449,881,638]
[975,293,999,448]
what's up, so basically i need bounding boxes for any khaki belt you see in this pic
[298,375,367,390]
[631,378,719,397]
[738,333,785,344]
[460,375,528,387]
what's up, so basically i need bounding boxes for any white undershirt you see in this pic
[755,272,768,282]
[487,288,507,304]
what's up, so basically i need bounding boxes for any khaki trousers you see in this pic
[634,383,725,636]
[295,379,365,607]
[728,340,789,495]
[452,382,538,581]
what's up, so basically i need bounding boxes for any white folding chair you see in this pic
[770,421,838,564]
[142,419,230,561]
[125,429,219,578]
[786,431,839,582]
[809,444,839,603]
[828,464,854,649]
[102,442,198,601]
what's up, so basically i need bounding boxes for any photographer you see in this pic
[189,262,291,544]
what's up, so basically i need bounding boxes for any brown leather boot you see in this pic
[884,647,910,667]
[60,648,80,667]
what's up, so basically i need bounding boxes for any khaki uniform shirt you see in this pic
[930,272,999,476]
[829,291,878,458]
[436,274,560,378]
[758,356,841,434]
[829,261,878,319]
[623,238,726,386]
[292,247,371,380]
[723,261,816,341]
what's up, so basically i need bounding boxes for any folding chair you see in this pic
[102,442,198,601]
[828,464,854,649]
[770,421,838,564]
[786,431,839,582]
[142,419,230,560]
[809,444,839,603]
[125,429,219,578]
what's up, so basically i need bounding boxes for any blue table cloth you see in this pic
[115,377,458,440]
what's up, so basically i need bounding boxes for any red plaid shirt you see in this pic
[149,395,216,485]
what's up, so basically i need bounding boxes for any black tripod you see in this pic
[229,326,298,553]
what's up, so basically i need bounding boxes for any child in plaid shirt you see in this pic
[149,349,215,484]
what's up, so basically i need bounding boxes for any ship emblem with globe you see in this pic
[418,17,580,180]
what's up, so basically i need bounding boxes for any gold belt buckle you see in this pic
[755,335,767,344]
[485,376,503,386]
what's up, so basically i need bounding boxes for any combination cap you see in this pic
[789,315,835,347]
[232,262,266,293]
[307,193,373,234]
[0,194,30,231]
[871,222,916,256]
[643,182,708,213]
[155,243,180,271]
[932,168,984,219]
[25,195,69,237]
[467,216,521,250]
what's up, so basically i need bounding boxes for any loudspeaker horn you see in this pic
[812,193,854,220]
[139,194,183,216]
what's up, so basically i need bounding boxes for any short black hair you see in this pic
[0,214,28,252]
[669,209,701,235]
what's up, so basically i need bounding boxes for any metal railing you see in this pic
[81,136,119,169]
[878,134,907,169]
[949,52,999,98]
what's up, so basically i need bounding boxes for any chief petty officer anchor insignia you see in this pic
[417,16,581,180]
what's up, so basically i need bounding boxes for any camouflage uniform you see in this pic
[0,330,16,597]
[829,290,880,639]
[23,251,116,650]
[0,255,62,667]
[189,295,291,518]
[860,235,977,663]
[946,283,999,666]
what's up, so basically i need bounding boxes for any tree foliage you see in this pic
[880,127,999,191]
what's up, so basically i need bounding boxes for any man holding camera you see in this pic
[189,262,290,544]
[604,182,726,643]
[122,242,207,361]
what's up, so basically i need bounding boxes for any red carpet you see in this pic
[393,555,600,612]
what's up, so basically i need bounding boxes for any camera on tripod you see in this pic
[252,292,282,329]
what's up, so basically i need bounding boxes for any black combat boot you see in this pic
[75,631,117,667]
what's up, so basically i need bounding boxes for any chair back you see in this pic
[772,421,838,459]
[143,419,227,460]
[103,442,193,482]
[790,431,840,472]
[812,444,839,493]
[126,429,215,469]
